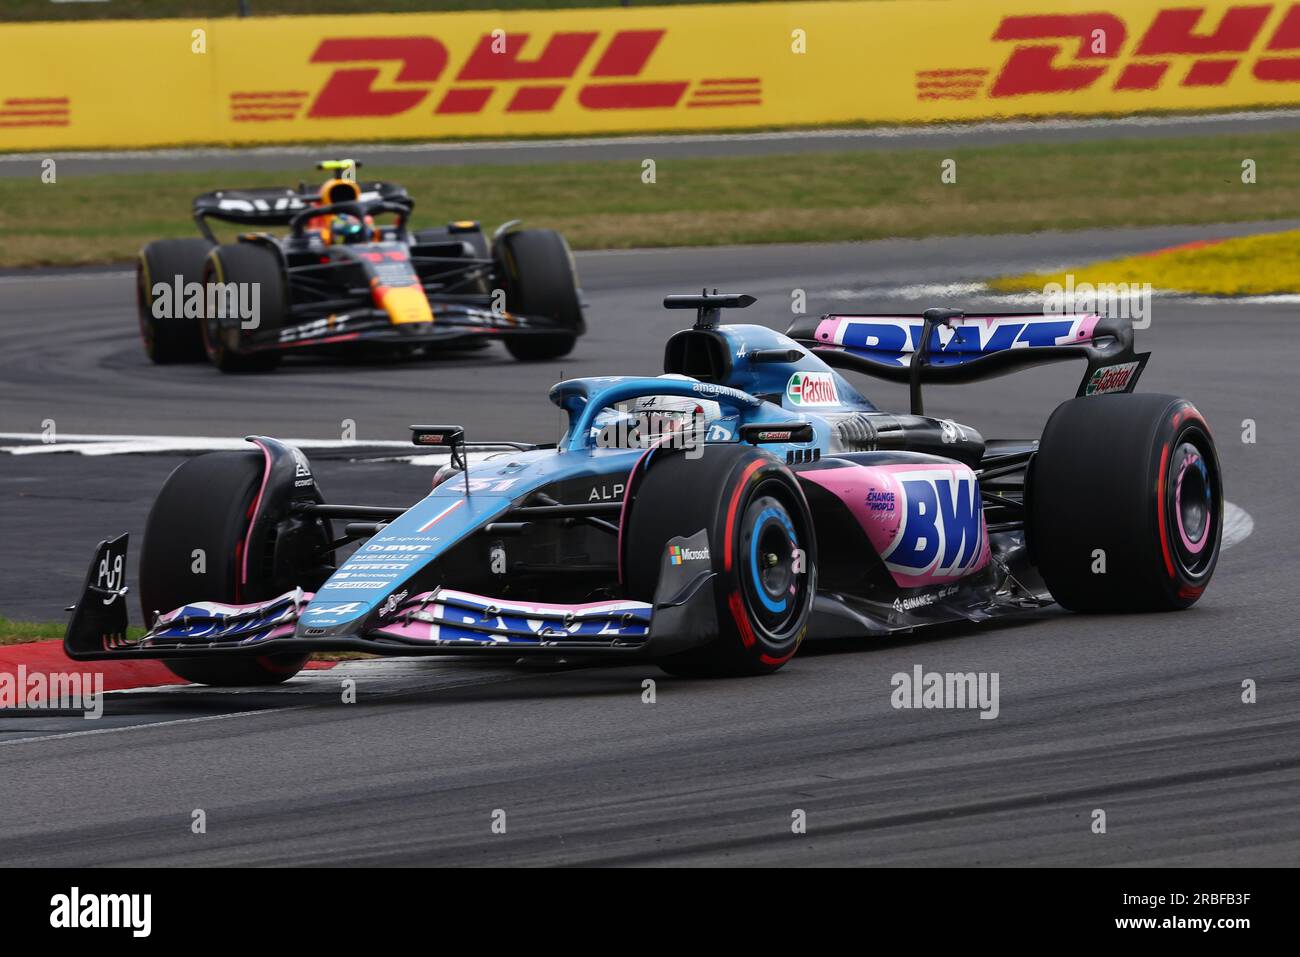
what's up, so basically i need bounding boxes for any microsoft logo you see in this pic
[669,544,710,565]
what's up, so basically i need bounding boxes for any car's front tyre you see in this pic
[201,243,285,374]
[493,229,584,361]
[141,451,317,686]
[622,444,817,677]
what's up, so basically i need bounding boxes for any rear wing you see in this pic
[191,181,412,240]
[787,309,1148,415]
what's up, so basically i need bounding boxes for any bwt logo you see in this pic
[438,605,648,638]
[881,470,987,579]
[232,30,762,122]
[917,4,1300,100]
[830,315,1094,367]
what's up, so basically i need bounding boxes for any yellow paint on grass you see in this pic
[990,230,1300,297]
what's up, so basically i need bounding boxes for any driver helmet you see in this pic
[327,213,370,245]
[592,375,722,449]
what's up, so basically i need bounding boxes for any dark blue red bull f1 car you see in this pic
[68,293,1222,684]
[136,160,584,372]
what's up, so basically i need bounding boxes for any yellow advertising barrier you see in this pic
[6,0,1300,150]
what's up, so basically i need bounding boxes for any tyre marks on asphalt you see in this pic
[0,658,560,745]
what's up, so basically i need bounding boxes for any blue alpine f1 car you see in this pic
[66,293,1222,683]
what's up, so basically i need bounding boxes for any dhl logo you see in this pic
[0,96,68,128]
[232,29,761,122]
[917,2,1300,100]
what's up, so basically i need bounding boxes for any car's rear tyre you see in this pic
[201,243,284,373]
[140,451,309,686]
[623,445,816,677]
[137,238,212,364]
[494,228,584,361]
[1028,393,1222,612]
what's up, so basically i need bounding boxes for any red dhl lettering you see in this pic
[918,3,1300,101]
[234,29,753,122]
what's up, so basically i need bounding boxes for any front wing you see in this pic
[65,530,1055,666]
[64,534,716,663]
[235,302,574,354]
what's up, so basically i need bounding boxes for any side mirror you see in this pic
[411,425,469,495]
[410,424,464,448]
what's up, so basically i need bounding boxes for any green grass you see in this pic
[1,0,814,22]
[0,616,359,666]
[0,618,67,645]
[0,616,147,647]
[5,131,1300,268]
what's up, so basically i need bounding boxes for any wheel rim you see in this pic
[199,261,226,360]
[739,491,805,635]
[1166,431,1218,579]
[203,311,224,359]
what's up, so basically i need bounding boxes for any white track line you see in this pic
[0,433,413,455]
[0,664,547,747]
[0,703,303,748]
[0,270,132,285]
[820,283,1300,307]
[6,109,1300,164]
[821,282,991,301]
[0,433,506,464]
[1222,502,1254,550]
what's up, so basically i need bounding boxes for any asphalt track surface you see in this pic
[5,110,1300,177]
[1,228,1297,866]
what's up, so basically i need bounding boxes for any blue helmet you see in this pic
[328,213,370,245]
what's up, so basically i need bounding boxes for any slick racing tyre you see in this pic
[494,229,584,361]
[137,238,212,364]
[1028,393,1222,612]
[201,243,285,373]
[140,451,314,686]
[623,444,816,677]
